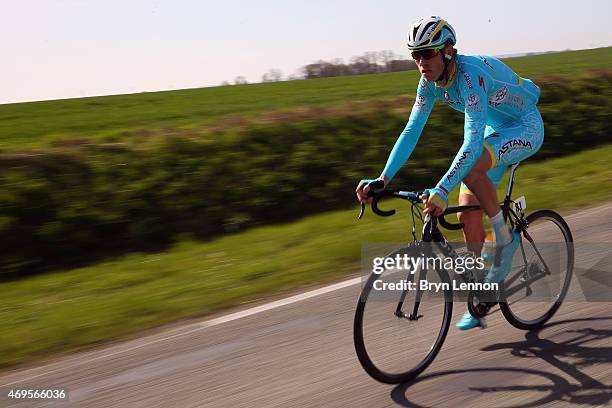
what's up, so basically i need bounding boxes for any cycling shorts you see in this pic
[460,107,544,196]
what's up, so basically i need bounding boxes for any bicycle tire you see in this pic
[353,266,453,384]
[500,209,574,330]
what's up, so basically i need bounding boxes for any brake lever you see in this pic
[358,202,365,220]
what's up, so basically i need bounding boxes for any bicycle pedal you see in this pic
[478,318,487,329]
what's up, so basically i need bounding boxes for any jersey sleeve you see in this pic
[437,69,489,194]
[381,77,435,182]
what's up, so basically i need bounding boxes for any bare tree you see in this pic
[386,59,417,72]
[234,76,248,85]
[262,69,283,82]
[301,61,327,79]
[299,50,417,78]
[379,50,398,67]
[349,54,380,75]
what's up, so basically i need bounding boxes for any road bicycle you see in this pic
[353,163,574,384]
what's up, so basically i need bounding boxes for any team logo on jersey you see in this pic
[489,86,508,106]
[463,74,473,89]
[498,139,533,160]
[479,56,494,70]
[415,95,428,108]
[443,91,462,106]
[478,76,486,91]
[447,150,470,184]
[467,93,479,107]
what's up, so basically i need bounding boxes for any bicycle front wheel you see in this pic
[353,264,452,384]
[500,209,574,330]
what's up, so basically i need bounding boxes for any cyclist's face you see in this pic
[414,45,449,82]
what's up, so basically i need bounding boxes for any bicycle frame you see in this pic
[373,162,555,319]
[355,165,575,384]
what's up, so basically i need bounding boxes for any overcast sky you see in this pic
[2,0,611,104]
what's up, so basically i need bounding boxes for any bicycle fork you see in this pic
[394,263,427,321]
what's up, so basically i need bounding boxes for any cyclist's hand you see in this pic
[356,177,387,203]
[421,187,448,216]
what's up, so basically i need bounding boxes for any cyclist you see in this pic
[355,16,544,330]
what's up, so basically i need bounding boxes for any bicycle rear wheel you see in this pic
[353,263,452,384]
[500,210,574,330]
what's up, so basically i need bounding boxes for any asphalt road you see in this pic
[1,204,611,408]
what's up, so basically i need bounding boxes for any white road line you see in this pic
[2,203,610,386]
[198,277,362,328]
[0,277,362,386]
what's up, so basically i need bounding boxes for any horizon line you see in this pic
[1,45,608,107]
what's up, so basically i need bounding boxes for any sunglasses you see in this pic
[411,47,444,61]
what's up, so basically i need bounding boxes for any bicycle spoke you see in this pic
[499,210,573,330]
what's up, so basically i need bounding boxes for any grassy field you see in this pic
[0,47,610,151]
[1,144,611,369]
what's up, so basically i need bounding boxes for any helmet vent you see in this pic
[422,22,435,35]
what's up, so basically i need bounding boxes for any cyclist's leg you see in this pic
[479,108,545,283]
[465,110,544,225]
[457,166,509,330]
[460,125,504,250]
[457,199,488,329]
[459,164,507,244]
[456,112,543,330]
[457,191,484,254]
[456,133,504,331]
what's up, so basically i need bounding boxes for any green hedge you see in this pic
[1,71,611,278]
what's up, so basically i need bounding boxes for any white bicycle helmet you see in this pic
[407,16,456,51]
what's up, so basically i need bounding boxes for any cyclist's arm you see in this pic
[380,78,435,182]
[437,74,488,194]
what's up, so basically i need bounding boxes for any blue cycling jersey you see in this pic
[381,54,541,195]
